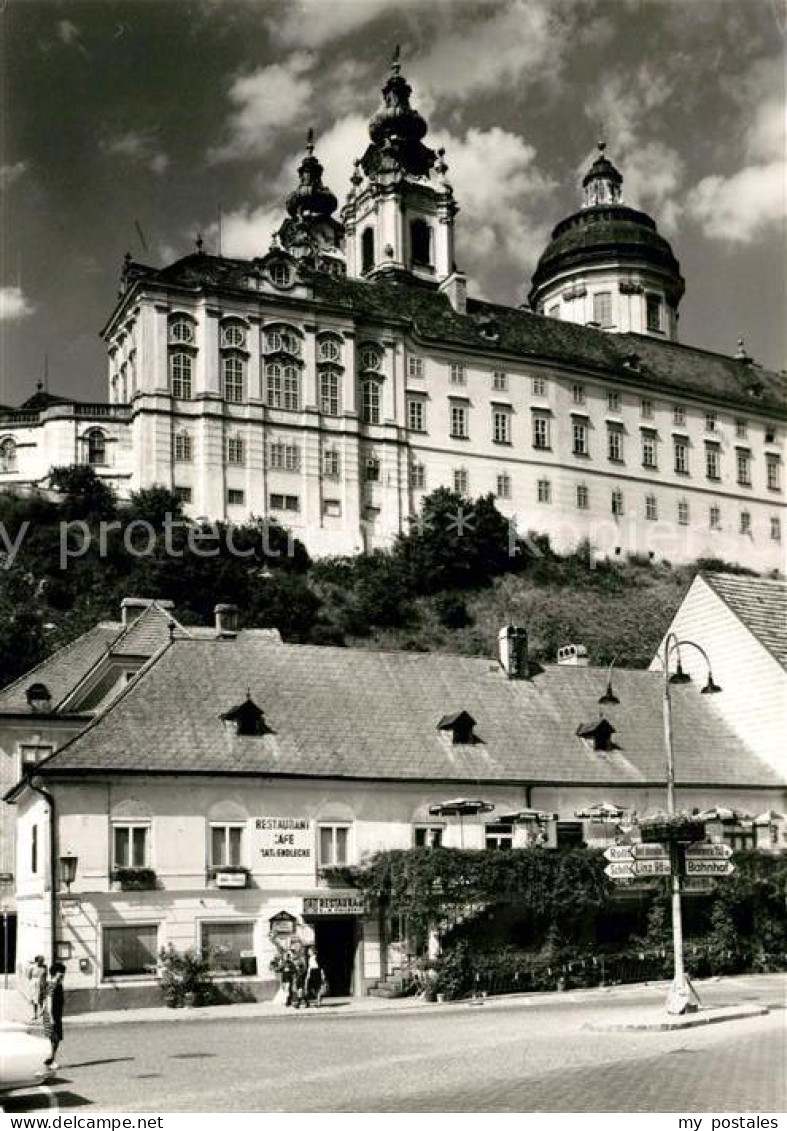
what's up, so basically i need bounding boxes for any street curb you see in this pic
[583,1003,769,1032]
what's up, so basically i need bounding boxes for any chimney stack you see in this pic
[498,625,528,679]
[215,603,240,637]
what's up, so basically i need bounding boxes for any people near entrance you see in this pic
[278,952,296,1006]
[43,962,66,1070]
[25,955,48,1022]
[291,951,308,1009]
[304,949,325,1008]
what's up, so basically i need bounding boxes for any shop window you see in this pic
[103,924,159,978]
[200,921,254,973]
[485,823,513,850]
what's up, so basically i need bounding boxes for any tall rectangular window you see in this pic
[223,356,244,403]
[533,414,550,450]
[771,517,781,541]
[710,505,721,530]
[210,824,244,868]
[646,295,662,331]
[31,824,38,874]
[576,484,589,510]
[608,427,623,462]
[531,377,546,397]
[173,433,193,462]
[640,398,654,420]
[318,824,350,867]
[593,292,612,327]
[705,443,721,480]
[673,405,685,426]
[645,494,658,521]
[113,824,149,868]
[572,420,588,456]
[705,412,717,432]
[537,479,551,503]
[492,371,508,391]
[411,462,426,490]
[453,467,469,495]
[572,384,585,405]
[740,511,751,535]
[364,456,381,482]
[319,370,341,416]
[735,419,748,439]
[496,473,511,499]
[766,455,781,491]
[450,404,468,439]
[407,397,426,432]
[677,500,689,525]
[674,438,689,475]
[323,449,341,479]
[611,489,624,516]
[227,437,245,466]
[736,450,751,486]
[642,433,658,469]
[493,410,511,444]
[607,391,620,413]
[361,380,381,424]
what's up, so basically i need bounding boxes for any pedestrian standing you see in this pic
[43,963,66,1070]
[280,953,295,1007]
[305,950,323,1008]
[291,952,307,1009]
[28,956,48,1022]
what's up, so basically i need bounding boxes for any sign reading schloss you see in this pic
[255,818,313,872]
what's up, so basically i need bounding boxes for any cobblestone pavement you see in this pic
[3,977,784,1113]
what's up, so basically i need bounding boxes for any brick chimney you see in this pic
[498,625,528,679]
[215,603,240,637]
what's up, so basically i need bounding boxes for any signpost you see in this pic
[604,861,633,880]
[633,859,672,877]
[603,846,634,863]
[684,844,733,860]
[632,844,669,860]
[684,859,735,877]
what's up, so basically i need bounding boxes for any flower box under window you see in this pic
[111,867,158,891]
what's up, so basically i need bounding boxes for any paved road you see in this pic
[4,977,785,1113]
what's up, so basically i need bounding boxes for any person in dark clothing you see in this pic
[280,954,296,1006]
[43,963,66,1069]
[305,950,324,1007]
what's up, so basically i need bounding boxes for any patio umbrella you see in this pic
[428,798,495,848]
[753,810,786,825]
[574,802,625,821]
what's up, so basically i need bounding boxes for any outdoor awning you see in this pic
[428,798,495,817]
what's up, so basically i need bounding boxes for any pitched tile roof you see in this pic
[0,622,122,713]
[110,601,189,657]
[702,572,787,669]
[37,634,783,787]
[122,256,787,415]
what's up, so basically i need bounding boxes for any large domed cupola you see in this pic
[528,142,685,342]
[342,48,462,294]
[273,130,344,272]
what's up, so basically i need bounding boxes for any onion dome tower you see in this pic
[342,48,462,295]
[274,130,345,272]
[528,143,685,341]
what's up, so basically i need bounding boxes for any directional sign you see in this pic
[684,859,735,877]
[604,845,634,862]
[605,862,634,880]
[631,844,669,860]
[684,843,733,860]
[682,876,717,893]
[633,858,672,876]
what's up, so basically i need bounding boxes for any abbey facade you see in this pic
[1,57,785,567]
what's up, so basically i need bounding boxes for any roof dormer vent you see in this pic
[576,717,616,752]
[221,694,268,736]
[437,710,478,745]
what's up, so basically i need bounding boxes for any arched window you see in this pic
[361,228,375,274]
[319,368,341,416]
[86,429,107,466]
[410,218,432,267]
[221,322,246,349]
[169,352,193,399]
[317,336,342,363]
[266,363,301,411]
[264,325,301,357]
[169,316,195,345]
[361,379,381,424]
[359,345,382,372]
[223,354,245,403]
[0,438,17,473]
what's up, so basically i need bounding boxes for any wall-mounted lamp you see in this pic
[59,853,78,894]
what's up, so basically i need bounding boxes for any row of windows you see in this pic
[168,318,383,367]
[548,291,664,332]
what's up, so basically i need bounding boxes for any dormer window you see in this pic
[221,695,269,737]
[359,345,383,372]
[437,710,478,745]
[269,261,293,289]
[317,336,342,363]
[576,717,616,753]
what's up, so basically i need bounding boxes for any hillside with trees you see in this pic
[0,468,764,688]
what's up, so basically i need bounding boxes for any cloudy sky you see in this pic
[1,0,785,404]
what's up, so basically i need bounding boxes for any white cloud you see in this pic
[432,125,556,296]
[0,285,35,322]
[0,161,28,190]
[267,0,392,49]
[101,132,170,175]
[206,203,284,260]
[208,53,316,163]
[686,162,785,244]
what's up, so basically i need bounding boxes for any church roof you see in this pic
[22,632,784,788]
[116,256,787,415]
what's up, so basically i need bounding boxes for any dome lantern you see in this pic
[582,142,624,208]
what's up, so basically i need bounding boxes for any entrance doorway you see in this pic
[313,918,357,997]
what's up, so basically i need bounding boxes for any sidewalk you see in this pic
[2,973,781,1031]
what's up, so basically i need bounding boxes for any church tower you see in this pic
[529,143,685,341]
[342,49,459,289]
[272,130,345,274]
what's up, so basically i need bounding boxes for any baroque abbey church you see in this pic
[1,55,785,567]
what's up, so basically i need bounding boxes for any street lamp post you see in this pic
[659,632,722,1014]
